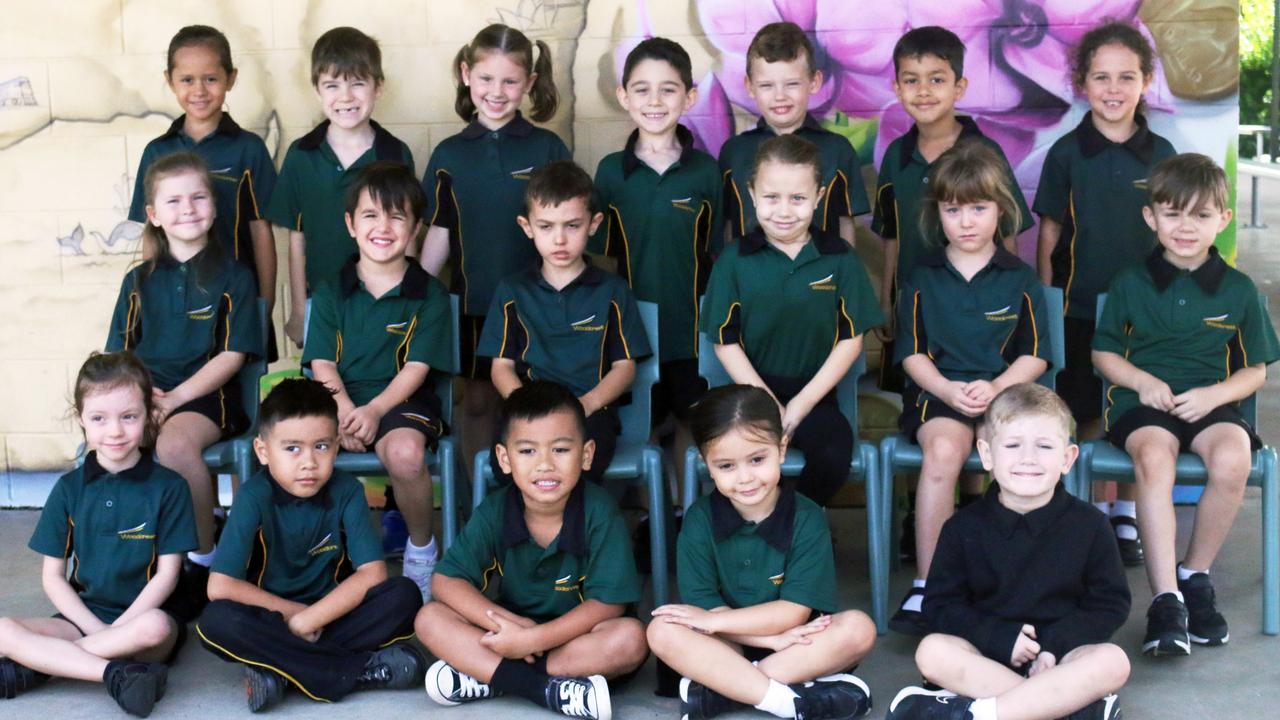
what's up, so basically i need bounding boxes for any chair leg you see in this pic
[1262,447,1279,636]
[643,446,669,608]
[862,444,887,635]
[472,450,491,510]
[440,440,456,551]
[880,437,902,573]
[682,446,701,511]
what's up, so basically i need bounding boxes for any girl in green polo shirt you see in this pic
[650,384,875,720]
[2,352,196,717]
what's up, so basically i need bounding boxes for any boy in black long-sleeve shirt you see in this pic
[887,384,1131,720]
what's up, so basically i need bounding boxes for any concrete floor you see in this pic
[3,179,1280,718]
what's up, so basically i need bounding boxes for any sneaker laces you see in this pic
[1148,595,1185,624]
[557,680,593,717]
[456,672,491,700]
[358,663,393,686]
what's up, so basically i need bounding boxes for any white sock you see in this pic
[754,679,798,718]
[187,548,216,567]
[1111,500,1136,518]
[404,537,437,562]
[970,697,998,720]
[1157,590,1184,603]
[912,578,927,589]
[1178,564,1206,581]
[902,581,926,612]
[1094,501,1111,514]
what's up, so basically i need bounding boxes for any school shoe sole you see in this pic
[244,666,285,713]
[1189,631,1229,646]
[1141,636,1191,657]
[887,686,959,719]
[588,675,612,720]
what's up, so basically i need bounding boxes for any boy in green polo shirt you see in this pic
[196,378,426,712]
[478,160,652,484]
[416,382,648,720]
[1093,153,1280,657]
[303,162,453,602]
[266,27,415,349]
[594,37,722,451]
[718,22,868,246]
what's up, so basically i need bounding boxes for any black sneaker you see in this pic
[104,661,167,718]
[0,658,48,699]
[1060,694,1123,720]
[244,665,286,712]
[889,587,930,636]
[356,643,426,690]
[545,675,610,720]
[679,676,743,719]
[886,687,973,719]
[1142,593,1191,657]
[424,659,497,705]
[1110,516,1144,567]
[791,673,873,720]
[1178,571,1229,646]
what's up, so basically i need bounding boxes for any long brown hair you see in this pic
[453,24,558,122]
[136,151,223,287]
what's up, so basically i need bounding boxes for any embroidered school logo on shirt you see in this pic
[308,533,339,557]
[1132,178,1150,191]
[769,572,785,586]
[510,166,534,181]
[187,304,215,320]
[385,321,409,336]
[670,196,696,214]
[116,522,156,540]
[570,315,604,332]
[1203,313,1236,330]
[554,574,583,592]
[808,274,836,291]
[983,305,1018,322]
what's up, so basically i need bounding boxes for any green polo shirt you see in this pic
[29,453,196,623]
[700,228,883,381]
[302,256,453,407]
[211,468,383,605]
[422,113,572,317]
[592,126,723,362]
[476,264,652,398]
[265,120,414,291]
[130,113,277,283]
[437,482,641,620]
[718,114,869,238]
[677,487,836,612]
[1094,248,1280,429]
[895,248,1050,401]
[872,118,1032,286]
[106,250,262,391]
[1034,113,1176,320]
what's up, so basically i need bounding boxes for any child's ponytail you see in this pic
[452,42,477,121]
[452,24,559,123]
[527,39,559,122]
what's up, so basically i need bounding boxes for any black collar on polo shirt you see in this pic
[266,469,334,508]
[338,253,432,299]
[1076,112,1155,164]
[898,116,983,170]
[916,245,1023,271]
[459,112,536,140]
[528,261,607,292]
[752,113,825,135]
[297,119,403,162]
[982,482,1071,539]
[83,451,156,482]
[159,112,243,141]
[621,124,697,177]
[738,227,849,257]
[500,480,589,556]
[1145,245,1227,294]
[709,485,796,552]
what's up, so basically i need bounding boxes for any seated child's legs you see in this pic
[460,375,500,478]
[320,577,421,652]
[915,633,1022,699]
[646,616,774,706]
[545,617,647,679]
[0,611,178,682]
[1122,425,1181,594]
[914,417,977,579]
[155,411,223,554]
[1184,422,1253,573]
[786,401,854,506]
[415,601,502,682]
[755,610,875,684]
[374,428,434,543]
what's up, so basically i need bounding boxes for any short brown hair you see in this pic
[311,27,383,86]
[1148,153,1229,214]
[922,139,1022,247]
[751,134,822,188]
[525,160,594,213]
[73,351,159,448]
[746,22,817,78]
[981,383,1073,441]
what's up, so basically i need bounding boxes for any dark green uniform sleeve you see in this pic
[1032,143,1070,223]
[28,477,73,558]
[830,140,870,217]
[550,134,572,162]
[422,149,457,231]
[210,489,263,580]
[339,479,384,568]
[300,284,340,366]
[582,501,642,605]
[398,142,417,176]
[1005,280,1051,367]
[1238,291,1280,367]
[105,275,138,352]
[436,493,501,586]
[893,278,927,365]
[405,282,453,371]
[700,247,742,344]
[675,501,727,610]
[264,146,304,230]
[604,286,652,363]
[155,476,198,556]
[870,158,897,240]
[589,159,613,256]
[835,252,885,339]
[222,266,263,358]
[778,505,838,613]
[128,144,158,223]
[246,135,277,219]
[707,165,727,255]
[476,282,519,360]
[1092,277,1132,355]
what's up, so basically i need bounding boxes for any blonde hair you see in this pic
[980,383,1073,441]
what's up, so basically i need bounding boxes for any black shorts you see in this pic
[53,607,188,663]
[458,314,493,381]
[171,387,248,440]
[1057,317,1103,422]
[653,359,708,422]
[1106,404,1262,453]
[372,386,447,448]
[898,387,981,443]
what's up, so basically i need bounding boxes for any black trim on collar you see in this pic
[159,112,243,141]
[898,116,983,170]
[266,468,333,507]
[499,481,589,556]
[529,261,607,290]
[738,227,849,257]
[459,112,536,140]
[1145,245,1227,294]
[622,124,697,177]
[297,120,402,162]
[752,113,824,136]
[983,481,1072,539]
[916,245,1022,270]
[1075,112,1155,164]
[83,451,156,482]
[709,486,796,552]
[338,254,432,299]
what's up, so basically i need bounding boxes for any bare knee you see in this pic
[414,601,454,644]
[645,618,687,658]
[155,431,199,469]
[915,633,963,682]
[827,611,876,658]
[1067,643,1130,693]
[602,619,648,670]
[921,433,971,476]
[1206,449,1251,491]
[383,438,425,479]
[0,616,21,649]
[1128,438,1177,482]
[135,609,175,648]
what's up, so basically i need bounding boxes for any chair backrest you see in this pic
[1094,292,1262,427]
[618,301,659,445]
[1040,286,1066,391]
[238,298,270,432]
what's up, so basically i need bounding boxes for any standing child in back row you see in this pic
[420,23,571,484]
[719,22,869,246]
[593,37,722,459]
[1035,21,1176,566]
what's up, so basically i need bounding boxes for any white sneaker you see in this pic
[424,659,496,706]
[402,553,436,603]
[546,675,610,720]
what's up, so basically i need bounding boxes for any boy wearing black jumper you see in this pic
[888,384,1130,720]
